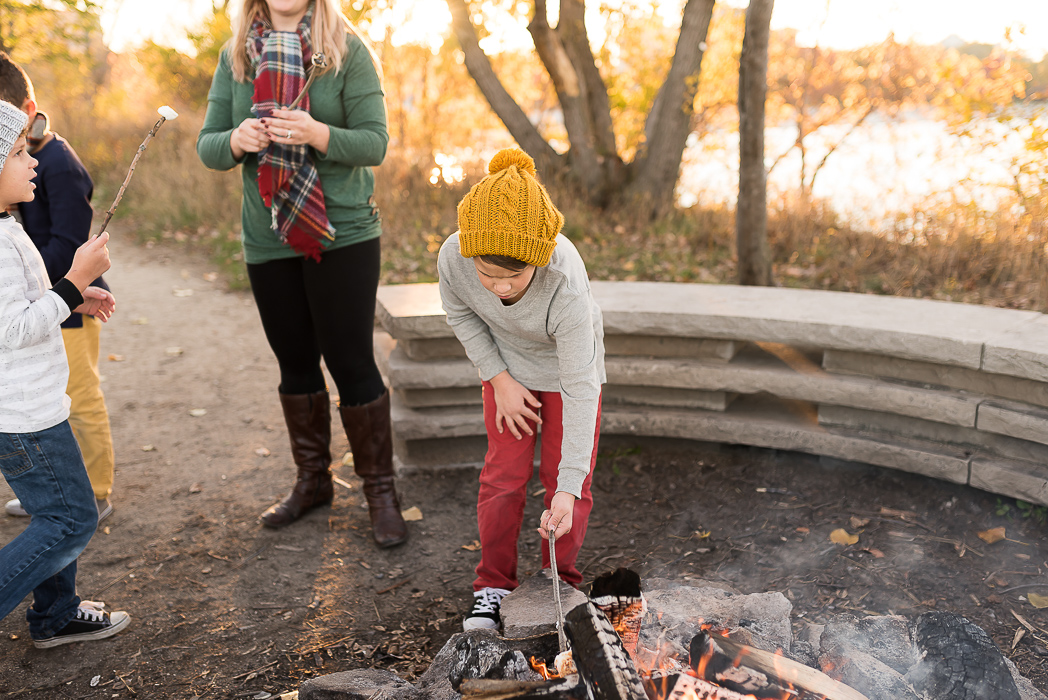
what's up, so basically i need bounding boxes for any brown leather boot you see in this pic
[260,390,334,528]
[339,390,408,548]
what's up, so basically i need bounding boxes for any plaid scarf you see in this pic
[247,3,335,262]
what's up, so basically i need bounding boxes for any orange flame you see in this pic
[529,656,560,681]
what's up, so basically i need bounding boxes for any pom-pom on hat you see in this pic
[0,100,26,174]
[457,148,564,267]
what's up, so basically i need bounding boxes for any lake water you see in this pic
[677,107,1048,228]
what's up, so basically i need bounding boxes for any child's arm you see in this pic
[540,297,602,538]
[0,240,75,349]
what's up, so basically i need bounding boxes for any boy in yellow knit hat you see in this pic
[437,148,606,631]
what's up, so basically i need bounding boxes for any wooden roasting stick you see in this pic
[711,635,870,700]
[98,106,179,236]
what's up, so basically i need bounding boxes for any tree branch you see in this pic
[557,0,618,160]
[446,0,560,170]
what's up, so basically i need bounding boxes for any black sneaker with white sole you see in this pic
[33,601,131,648]
[463,587,511,631]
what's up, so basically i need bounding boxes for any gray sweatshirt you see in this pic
[437,232,606,497]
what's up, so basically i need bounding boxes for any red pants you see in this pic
[474,381,601,592]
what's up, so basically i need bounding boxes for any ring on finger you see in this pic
[286,129,292,139]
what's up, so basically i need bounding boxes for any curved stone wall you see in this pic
[375,282,1048,507]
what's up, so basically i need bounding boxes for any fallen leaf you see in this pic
[830,528,859,545]
[1012,627,1026,650]
[141,444,155,452]
[91,676,101,687]
[166,347,184,356]
[254,447,271,457]
[203,272,219,282]
[107,354,125,362]
[1029,593,1048,609]
[795,527,810,534]
[359,561,371,569]
[462,540,482,551]
[189,482,203,493]
[978,527,1006,544]
[189,408,207,417]
[401,506,423,521]
[866,548,885,558]
[172,288,194,297]
[849,516,869,529]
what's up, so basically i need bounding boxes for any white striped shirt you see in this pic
[0,214,71,433]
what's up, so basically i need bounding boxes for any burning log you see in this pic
[590,568,646,661]
[646,673,776,700]
[709,635,869,700]
[689,631,790,698]
[565,602,648,700]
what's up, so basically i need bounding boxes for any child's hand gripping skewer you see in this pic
[97,106,179,236]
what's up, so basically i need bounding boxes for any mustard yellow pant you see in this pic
[61,316,115,500]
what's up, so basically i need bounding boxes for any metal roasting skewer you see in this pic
[549,528,568,652]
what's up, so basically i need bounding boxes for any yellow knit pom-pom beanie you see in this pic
[457,148,564,267]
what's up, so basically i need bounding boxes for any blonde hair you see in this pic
[226,0,378,83]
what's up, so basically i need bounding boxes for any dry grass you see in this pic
[83,126,1048,311]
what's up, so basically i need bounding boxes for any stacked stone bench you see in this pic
[374,281,1048,507]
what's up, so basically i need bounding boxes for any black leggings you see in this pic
[246,237,386,406]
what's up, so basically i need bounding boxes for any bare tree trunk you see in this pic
[627,0,716,218]
[528,0,602,194]
[446,0,561,174]
[736,0,774,286]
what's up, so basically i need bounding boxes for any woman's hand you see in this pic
[74,286,116,322]
[490,371,541,440]
[538,491,576,541]
[230,118,270,158]
[262,109,331,154]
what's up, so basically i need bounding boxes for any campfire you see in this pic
[456,569,868,700]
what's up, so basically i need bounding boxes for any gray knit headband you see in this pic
[0,101,28,174]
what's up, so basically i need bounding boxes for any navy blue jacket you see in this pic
[19,133,107,329]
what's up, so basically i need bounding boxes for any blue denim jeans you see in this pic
[0,421,96,638]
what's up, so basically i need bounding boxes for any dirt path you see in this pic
[1,236,1046,698]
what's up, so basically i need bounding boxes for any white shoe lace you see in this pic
[76,602,106,622]
[472,588,509,615]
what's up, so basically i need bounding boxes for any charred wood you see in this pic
[448,633,546,691]
[688,632,788,698]
[907,612,1020,700]
[711,635,869,700]
[644,673,768,700]
[590,569,646,660]
[565,602,648,700]
[459,678,590,700]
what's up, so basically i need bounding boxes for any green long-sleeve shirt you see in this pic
[197,34,388,264]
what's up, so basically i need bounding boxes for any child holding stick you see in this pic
[438,148,606,631]
[0,100,130,647]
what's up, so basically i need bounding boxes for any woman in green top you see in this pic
[197,0,407,548]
